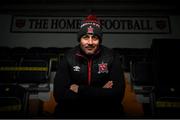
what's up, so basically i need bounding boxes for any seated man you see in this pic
[53,14,125,118]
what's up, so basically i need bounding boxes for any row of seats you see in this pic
[0,46,152,92]
[151,39,180,116]
[128,39,180,116]
[0,47,66,116]
[1,40,180,117]
[0,59,49,84]
[113,48,152,72]
[0,46,152,88]
[0,47,70,72]
[0,46,152,72]
[0,46,152,117]
[0,47,70,58]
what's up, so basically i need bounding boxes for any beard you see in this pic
[81,45,99,55]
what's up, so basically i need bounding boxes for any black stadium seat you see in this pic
[16,59,50,84]
[151,39,180,116]
[0,59,17,83]
[45,47,62,72]
[25,47,46,60]
[130,60,154,93]
[0,84,29,117]
[11,47,28,62]
[0,46,11,60]
[152,39,180,98]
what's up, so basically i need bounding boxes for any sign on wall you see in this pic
[11,16,170,34]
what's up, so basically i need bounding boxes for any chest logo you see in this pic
[73,66,80,72]
[98,62,108,74]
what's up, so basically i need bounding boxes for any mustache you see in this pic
[85,45,95,48]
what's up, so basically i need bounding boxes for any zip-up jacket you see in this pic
[53,45,125,116]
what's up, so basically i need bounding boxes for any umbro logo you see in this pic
[73,66,80,72]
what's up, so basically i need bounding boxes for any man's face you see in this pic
[80,34,100,55]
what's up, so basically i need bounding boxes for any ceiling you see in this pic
[0,0,179,15]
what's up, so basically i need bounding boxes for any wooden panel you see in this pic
[122,72,144,116]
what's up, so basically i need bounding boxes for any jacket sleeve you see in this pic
[53,56,79,103]
[78,53,125,102]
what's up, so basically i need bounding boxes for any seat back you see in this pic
[16,59,49,84]
[151,39,180,98]
[0,84,29,116]
[0,59,17,83]
[151,39,180,116]
[130,61,153,86]
[0,46,11,60]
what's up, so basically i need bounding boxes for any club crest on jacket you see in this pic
[98,62,108,74]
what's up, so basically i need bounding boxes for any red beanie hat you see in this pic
[77,15,103,43]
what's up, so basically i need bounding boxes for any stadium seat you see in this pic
[11,47,28,62]
[0,84,29,118]
[0,59,17,83]
[151,39,180,116]
[16,59,50,84]
[0,46,11,60]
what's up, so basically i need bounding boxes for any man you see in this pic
[53,15,125,118]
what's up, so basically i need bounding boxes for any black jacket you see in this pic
[53,45,125,118]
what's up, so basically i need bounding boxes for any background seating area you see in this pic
[1,40,180,118]
[0,46,152,74]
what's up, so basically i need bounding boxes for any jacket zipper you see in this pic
[76,53,93,85]
[87,58,92,85]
